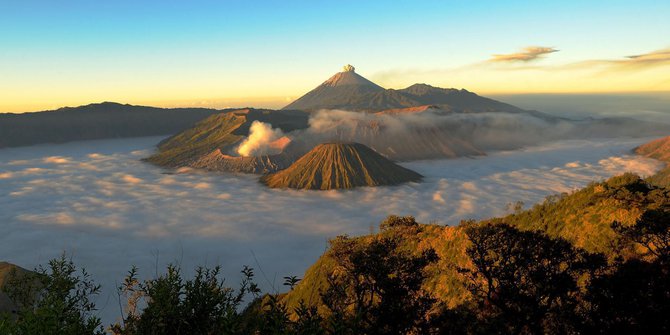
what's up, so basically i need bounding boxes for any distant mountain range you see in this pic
[0,102,225,148]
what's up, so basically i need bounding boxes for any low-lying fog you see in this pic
[0,135,664,324]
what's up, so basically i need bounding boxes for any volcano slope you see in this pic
[260,142,422,190]
[144,109,309,173]
[282,64,523,113]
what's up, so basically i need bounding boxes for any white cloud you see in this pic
[43,156,71,164]
[120,174,142,184]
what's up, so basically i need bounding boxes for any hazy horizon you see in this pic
[3,91,670,116]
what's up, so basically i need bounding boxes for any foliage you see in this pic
[486,173,670,257]
[322,228,439,334]
[582,206,670,333]
[111,264,260,335]
[460,223,606,334]
[0,254,103,335]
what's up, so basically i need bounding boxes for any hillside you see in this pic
[0,262,33,315]
[0,102,225,148]
[144,109,309,170]
[636,135,670,186]
[260,143,422,190]
[283,173,668,311]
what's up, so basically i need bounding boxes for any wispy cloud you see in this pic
[371,46,670,92]
[568,48,670,71]
[489,46,559,63]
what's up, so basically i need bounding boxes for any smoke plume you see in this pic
[236,121,289,157]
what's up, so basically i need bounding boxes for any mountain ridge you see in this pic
[0,102,227,148]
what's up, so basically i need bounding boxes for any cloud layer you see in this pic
[0,136,663,323]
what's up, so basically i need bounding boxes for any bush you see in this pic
[1,254,104,335]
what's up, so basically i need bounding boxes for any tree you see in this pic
[322,220,439,335]
[460,223,605,334]
[112,264,260,335]
[583,208,670,333]
[612,208,670,263]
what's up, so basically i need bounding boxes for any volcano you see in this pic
[282,65,524,113]
[283,65,385,111]
[145,108,309,172]
[260,142,422,190]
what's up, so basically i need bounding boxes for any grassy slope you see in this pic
[144,109,310,169]
[283,173,667,311]
[145,112,246,167]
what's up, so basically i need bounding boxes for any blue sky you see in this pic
[1,0,669,111]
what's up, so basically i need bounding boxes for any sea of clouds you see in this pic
[0,136,664,324]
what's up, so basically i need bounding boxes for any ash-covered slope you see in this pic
[145,109,309,172]
[283,65,385,111]
[260,142,422,190]
[190,145,299,174]
[282,65,525,113]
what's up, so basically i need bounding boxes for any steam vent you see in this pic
[260,142,422,190]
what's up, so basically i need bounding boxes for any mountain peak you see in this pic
[322,67,382,88]
[282,66,385,111]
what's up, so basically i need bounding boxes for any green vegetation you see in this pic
[484,173,669,256]
[1,173,669,334]
[0,255,104,335]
